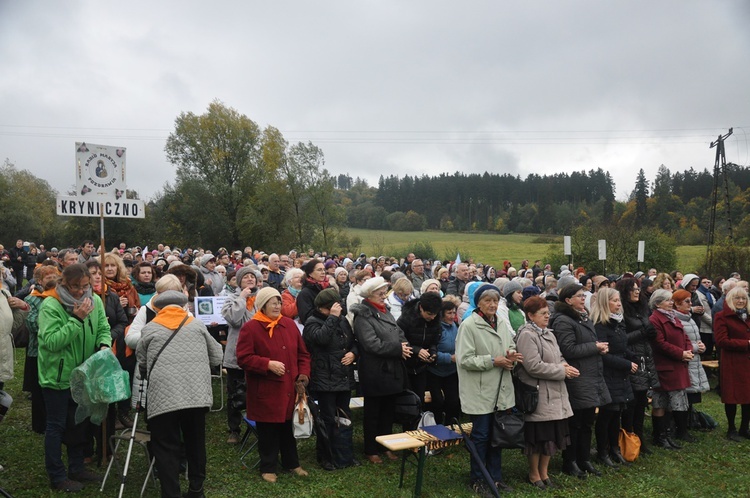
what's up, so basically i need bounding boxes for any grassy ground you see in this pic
[1,355,748,497]
[345,228,705,273]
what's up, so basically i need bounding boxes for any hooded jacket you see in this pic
[349,300,408,397]
[549,301,611,409]
[397,299,442,375]
[37,289,111,390]
[675,310,709,394]
[456,311,517,415]
[303,309,357,392]
[137,304,223,418]
[1,287,29,382]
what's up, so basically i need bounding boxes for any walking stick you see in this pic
[118,377,145,498]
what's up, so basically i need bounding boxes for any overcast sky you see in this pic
[1,1,749,203]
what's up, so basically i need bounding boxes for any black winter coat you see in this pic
[397,299,442,375]
[297,279,326,326]
[550,302,611,410]
[594,319,635,405]
[350,301,408,397]
[303,310,358,392]
[622,301,658,392]
[103,287,129,359]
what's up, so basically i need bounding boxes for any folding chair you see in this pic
[101,428,157,497]
[239,416,259,469]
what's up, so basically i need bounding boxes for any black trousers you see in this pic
[564,407,596,465]
[622,390,649,442]
[426,372,461,425]
[363,394,397,455]
[255,420,300,474]
[311,390,352,464]
[595,407,622,453]
[226,368,245,433]
[148,408,207,498]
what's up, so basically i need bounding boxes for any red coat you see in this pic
[649,311,691,392]
[714,304,750,404]
[236,316,311,423]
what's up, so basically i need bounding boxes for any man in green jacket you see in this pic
[38,264,111,493]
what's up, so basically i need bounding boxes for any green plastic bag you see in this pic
[70,349,131,424]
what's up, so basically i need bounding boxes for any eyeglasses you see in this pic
[67,283,91,292]
[534,311,551,317]
[573,293,586,299]
[631,288,640,292]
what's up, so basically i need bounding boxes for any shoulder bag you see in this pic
[490,369,525,449]
[513,330,540,414]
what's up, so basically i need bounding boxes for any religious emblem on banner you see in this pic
[75,142,127,196]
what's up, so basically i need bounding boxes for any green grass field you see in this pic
[345,228,705,273]
[1,355,749,497]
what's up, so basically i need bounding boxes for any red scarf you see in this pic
[305,277,330,290]
[365,298,387,314]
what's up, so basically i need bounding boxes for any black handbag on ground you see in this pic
[331,408,356,468]
[490,370,525,449]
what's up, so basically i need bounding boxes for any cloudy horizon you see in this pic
[1,1,748,203]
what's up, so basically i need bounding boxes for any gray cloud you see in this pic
[1,1,748,205]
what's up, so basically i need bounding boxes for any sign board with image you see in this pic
[75,142,127,197]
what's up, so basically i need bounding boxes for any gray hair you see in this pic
[284,268,304,285]
[477,288,501,304]
[722,278,739,293]
[649,288,673,310]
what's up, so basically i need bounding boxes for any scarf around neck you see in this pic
[305,277,330,290]
[133,280,156,295]
[107,278,133,297]
[254,310,282,338]
[656,308,676,322]
[56,284,93,314]
[610,313,623,323]
[365,298,387,314]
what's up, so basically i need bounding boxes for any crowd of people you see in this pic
[1,239,749,497]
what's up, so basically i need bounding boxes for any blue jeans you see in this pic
[42,388,89,484]
[469,413,503,483]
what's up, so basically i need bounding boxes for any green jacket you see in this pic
[456,311,516,415]
[37,293,111,390]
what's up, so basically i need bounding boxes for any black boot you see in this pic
[562,460,587,479]
[674,411,697,442]
[664,419,683,449]
[610,448,631,466]
[579,461,602,477]
[595,447,619,468]
[652,416,679,450]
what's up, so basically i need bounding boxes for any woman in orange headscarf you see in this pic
[236,287,311,484]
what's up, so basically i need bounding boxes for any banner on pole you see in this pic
[76,142,127,197]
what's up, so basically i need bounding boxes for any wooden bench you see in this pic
[701,360,719,370]
[376,423,470,497]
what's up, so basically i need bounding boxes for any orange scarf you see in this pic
[246,295,257,313]
[253,311,282,338]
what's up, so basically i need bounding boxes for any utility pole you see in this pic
[706,128,734,273]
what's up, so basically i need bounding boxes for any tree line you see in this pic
[3,100,750,272]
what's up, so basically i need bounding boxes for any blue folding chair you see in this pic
[239,416,259,469]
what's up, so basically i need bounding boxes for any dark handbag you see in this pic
[394,389,422,427]
[11,321,29,349]
[512,329,540,414]
[514,374,539,415]
[491,370,525,449]
[332,408,356,468]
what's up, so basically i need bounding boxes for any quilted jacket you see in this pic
[137,306,223,419]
